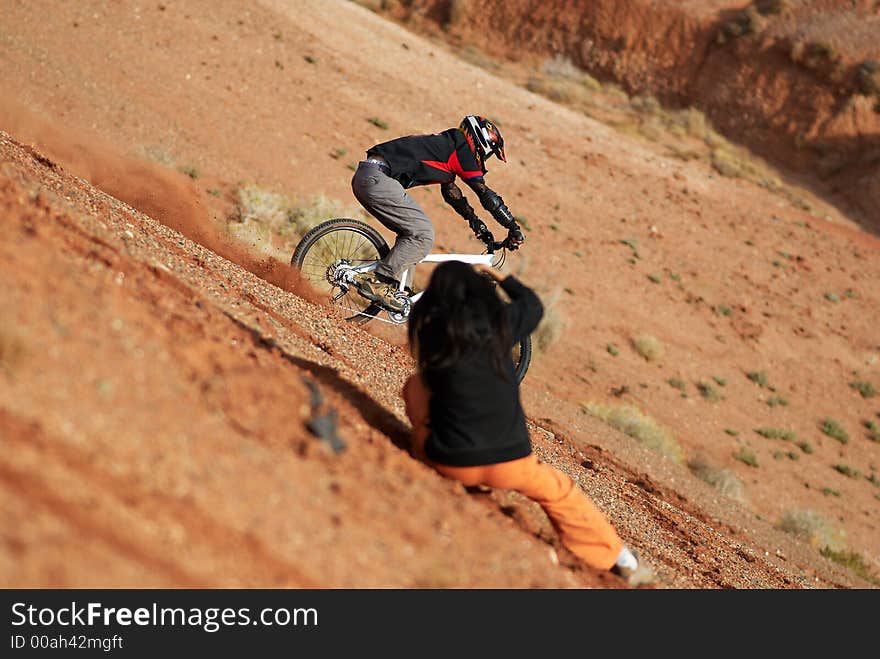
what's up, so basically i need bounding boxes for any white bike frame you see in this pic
[344,251,497,316]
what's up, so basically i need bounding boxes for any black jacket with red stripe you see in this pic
[367,129,517,232]
[368,128,486,189]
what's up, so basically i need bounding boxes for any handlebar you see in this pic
[479,231,518,254]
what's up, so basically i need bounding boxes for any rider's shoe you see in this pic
[351,272,406,313]
[610,547,656,587]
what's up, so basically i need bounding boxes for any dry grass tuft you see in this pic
[778,509,846,551]
[631,334,664,362]
[687,454,746,503]
[581,402,684,464]
[532,288,564,353]
[229,185,363,258]
[526,55,602,105]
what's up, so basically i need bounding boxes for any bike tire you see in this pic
[291,218,389,325]
[513,335,532,384]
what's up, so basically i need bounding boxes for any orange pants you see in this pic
[403,374,624,570]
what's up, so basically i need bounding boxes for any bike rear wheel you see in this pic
[512,335,532,384]
[291,218,389,325]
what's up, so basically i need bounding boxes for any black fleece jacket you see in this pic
[422,276,543,467]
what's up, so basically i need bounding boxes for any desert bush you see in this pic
[542,55,600,89]
[755,427,796,441]
[833,464,861,479]
[631,334,664,362]
[687,454,746,503]
[532,289,564,353]
[864,420,880,442]
[697,381,723,402]
[178,165,199,180]
[746,370,770,388]
[734,447,759,467]
[779,509,846,551]
[849,381,876,398]
[819,418,849,444]
[230,186,361,257]
[526,75,594,105]
[819,548,879,585]
[581,402,684,463]
[766,395,789,407]
[666,377,686,392]
[526,55,602,107]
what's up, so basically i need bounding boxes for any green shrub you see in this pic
[849,381,876,398]
[864,420,880,442]
[178,165,199,179]
[797,441,813,454]
[820,548,879,585]
[755,427,796,441]
[833,464,861,479]
[767,395,789,408]
[724,428,740,437]
[697,382,723,402]
[820,418,849,444]
[746,370,770,388]
[367,116,389,129]
[734,447,759,468]
[666,377,686,391]
[606,343,619,357]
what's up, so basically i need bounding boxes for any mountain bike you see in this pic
[290,218,532,383]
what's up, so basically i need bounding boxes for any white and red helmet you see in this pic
[459,115,506,163]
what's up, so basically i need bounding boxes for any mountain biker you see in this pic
[402,261,655,586]
[350,115,526,313]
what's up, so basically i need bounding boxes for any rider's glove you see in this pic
[506,224,525,250]
[469,218,490,240]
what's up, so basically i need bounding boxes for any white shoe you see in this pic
[611,547,656,587]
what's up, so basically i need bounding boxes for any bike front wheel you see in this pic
[291,218,389,325]
[512,335,532,384]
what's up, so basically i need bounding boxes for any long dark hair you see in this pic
[407,261,513,378]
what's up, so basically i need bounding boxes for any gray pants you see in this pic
[351,162,434,282]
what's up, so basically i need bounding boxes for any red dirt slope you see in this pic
[1,132,864,588]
